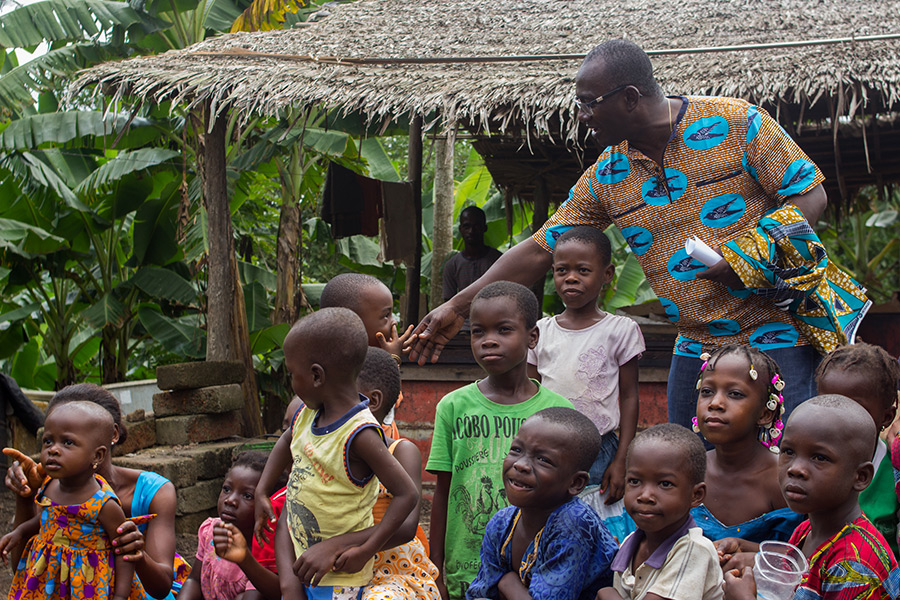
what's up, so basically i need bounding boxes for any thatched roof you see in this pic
[73,0,900,139]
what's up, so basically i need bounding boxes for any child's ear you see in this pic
[366,389,384,414]
[852,460,876,493]
[311,363,326,388]
[93,445,108,469]
[528,325,539,350]
[879,403,897,432]
[603,263,615,285]
[568,470,590,497]
[691,482,706,508]
[756,406,776,428]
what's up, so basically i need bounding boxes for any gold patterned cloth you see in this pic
[722,204,871,355]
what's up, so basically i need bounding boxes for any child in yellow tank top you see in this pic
[253,309,418,600]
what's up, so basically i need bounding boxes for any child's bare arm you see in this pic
[0,511,41,567]
[604,356,639,504]
[595,588,627,600]
[98,500,137,600]
[333,427,417,571]
[275,509,307,600]
[255,430,292,545]
[430,471,451,600]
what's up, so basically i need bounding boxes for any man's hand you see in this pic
[406,302,467,365]
[695,247,744,289]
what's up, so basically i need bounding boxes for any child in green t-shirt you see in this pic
[425,281,573,600]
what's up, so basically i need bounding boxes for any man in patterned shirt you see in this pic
[411,39,867,430]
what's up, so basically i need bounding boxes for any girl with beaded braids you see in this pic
[688,345,805,561]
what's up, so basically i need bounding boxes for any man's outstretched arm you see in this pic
[408,238,553,364]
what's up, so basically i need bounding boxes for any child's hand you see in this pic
[333,544,373,574]
[0,529,24,564]
[601,457,626,504]
[3,448,45,497]
[254,495,276,546]
[213,521,249,565]
[723,566,757,600]
[722,552,756,573]
[376,324,415,357]
[294,537,352,587]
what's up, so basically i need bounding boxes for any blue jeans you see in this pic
[667,345,823,432]
[588,431,620,486]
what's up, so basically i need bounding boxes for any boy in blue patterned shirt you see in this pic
[467,407,617,600]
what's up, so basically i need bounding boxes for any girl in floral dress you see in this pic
[0,401,136,600]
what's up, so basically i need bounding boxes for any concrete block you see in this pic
[176,477,223,516]
[176,440,244,480]
[152,384,244,417]
[155,411,241,446]
[113,453,198,489]
[114,417,157,456]
[156,361,245,391]
[175,509,217,535]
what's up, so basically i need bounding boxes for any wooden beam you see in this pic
[405,115,423,326]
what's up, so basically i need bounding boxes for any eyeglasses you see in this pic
[573,84,634,113]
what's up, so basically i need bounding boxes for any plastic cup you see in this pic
[753,541,808,600]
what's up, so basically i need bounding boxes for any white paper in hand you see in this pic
[685,236,723,267]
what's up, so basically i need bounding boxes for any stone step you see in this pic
[112,439,247,488]
[153,384,244,417]
[156,411,242,446]
[156,361,245,391]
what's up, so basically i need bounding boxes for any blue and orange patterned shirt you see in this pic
[533,95,826,357]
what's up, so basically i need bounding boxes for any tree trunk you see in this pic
[430,128,456,309]
[203,106,263,436]
[273,147,303,326]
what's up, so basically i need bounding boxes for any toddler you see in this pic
[724,395,899,600]
[597,424,724,600]
[257,308,418,599]
[427,281,573,599]
[0,401,135,600]
[527,226,644,501]
[467,407,618,600]
[692,345,803,549]
[178,451,270,600]
[816,342,900,559]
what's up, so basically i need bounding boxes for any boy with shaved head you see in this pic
[724,395,900,600]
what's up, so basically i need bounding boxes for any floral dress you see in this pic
[9,475,125,600]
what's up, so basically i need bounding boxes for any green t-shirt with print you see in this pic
[425,381,573,600]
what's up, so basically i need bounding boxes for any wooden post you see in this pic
[205,110,234,361]
[405,115,423,326]
[203,106,263,436]
[430,127,455,309]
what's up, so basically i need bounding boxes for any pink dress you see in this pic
[195,518,248,600]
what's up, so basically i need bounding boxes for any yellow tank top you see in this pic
[286,399,382,586]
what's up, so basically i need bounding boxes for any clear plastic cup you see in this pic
[754,541,809,600]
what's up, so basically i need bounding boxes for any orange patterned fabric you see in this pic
[533,96,826,357]
[363,440,440,600]
[10,475,136,600]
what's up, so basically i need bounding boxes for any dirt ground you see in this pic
[1,486,431,595]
